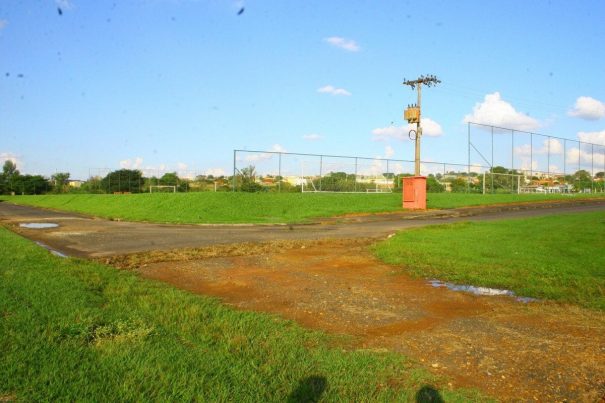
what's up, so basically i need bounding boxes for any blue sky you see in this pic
[1,0,604,179]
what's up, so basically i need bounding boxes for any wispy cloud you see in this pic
[317,85,351,96]
[577,129,605,145]
[568,96,605,120]
[324,36,360,52]
[119,157,144,169]
[241,144,287,162]
[302,133,323,141]
[372,118,443,141]
[0,20,8,31]
[514,138,563,156]
[384,145,395,158]
[205,168,226,177]
[463,92,540,131]
[0,152,21,168]
[55,0,73,10]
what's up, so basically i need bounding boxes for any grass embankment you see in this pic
[2,192,603,224]
[0,228,482,401]
[373,211,605,310]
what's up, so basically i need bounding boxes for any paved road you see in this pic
[1,200,604,257]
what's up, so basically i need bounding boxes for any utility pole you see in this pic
[403,74,441,176]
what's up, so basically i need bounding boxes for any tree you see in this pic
[426,174,445,193]
[14,175,50,195]
[571,170,593,192]
[101,169,143,193]
[238,165,263,192]
[1,160,20,194]
[51,172,70,193]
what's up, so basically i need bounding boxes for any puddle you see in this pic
[34,241,68,258]
[429,280,537,303]
[19,223,59,229]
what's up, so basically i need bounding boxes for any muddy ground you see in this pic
[102,239,605,402]
[2,201,605,401]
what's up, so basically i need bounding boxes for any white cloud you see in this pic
[56,0,73,10]
[469,163,484,174]
[519,159,539,172]
[323,36,360,52]
[0,152,21,168]
[577,130,605,145]
[242,144,287,163]
[205,168,226,177]
[271,144,286,153]
[384,145,395,158]
[119,157,144,169]
[317,85,351,96]
[514,138,563,156]
[566,147,605,167]
[0,20,8,30]
[463,92,540,131]
[568,97,605,120]
[243,153,272,163]
[372,118,443,141]
[177,162,188,171]
[303,133,322,141]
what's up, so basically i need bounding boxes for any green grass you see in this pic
[373,211,605,310]
[1,192,603,224]
[0,227,484,401]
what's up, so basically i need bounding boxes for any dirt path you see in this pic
[129,240,605,402]
[1,199,604,257]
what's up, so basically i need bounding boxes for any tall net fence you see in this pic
[468,122,605,194]
[233,150,483,193]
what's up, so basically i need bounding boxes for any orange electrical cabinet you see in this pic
[402,176,427,210]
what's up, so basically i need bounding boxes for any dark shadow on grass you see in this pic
[287,375,327,402]
[415,385,444,402]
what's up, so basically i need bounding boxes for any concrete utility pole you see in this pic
[403,74,441,176]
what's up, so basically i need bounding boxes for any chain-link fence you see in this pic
[233,149,491,193]
[232,123,605,194]
[468,122,605,194]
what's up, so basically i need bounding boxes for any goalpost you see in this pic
[299,160,393,193]
[149,185,176,193]
[482,172,523,194]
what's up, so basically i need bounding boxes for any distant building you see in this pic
[68,180,84,188]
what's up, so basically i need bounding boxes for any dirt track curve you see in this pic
[1,199,605,401]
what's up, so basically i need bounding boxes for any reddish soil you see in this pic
[128,240,605,402]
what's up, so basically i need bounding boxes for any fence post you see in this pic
[232,150,236,192]
[511,129,514,194]
[530,133,533,180]
[319,155,323,191]
[491,126,494,194]
[354,157,358,192]
[563,139,567,180]
[591,144,594,192]
[467,123,470,193]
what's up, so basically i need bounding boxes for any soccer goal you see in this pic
[299,160,393,193]
[149,185,177,193]
[482,172,523,194]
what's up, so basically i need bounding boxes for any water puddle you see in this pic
[19,223,59,229]
[429,280,537,303]
[34,241,68,258]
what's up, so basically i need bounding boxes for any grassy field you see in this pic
[1,192,603,224]
[373,211,605,310]
[0,227,484,401]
